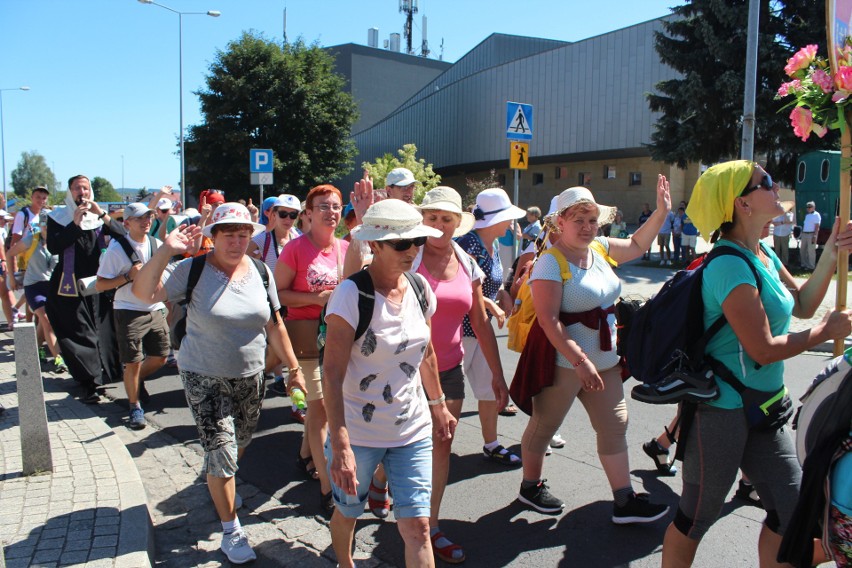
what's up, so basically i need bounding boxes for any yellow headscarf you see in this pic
[685,160,755,239]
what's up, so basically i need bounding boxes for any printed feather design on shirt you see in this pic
[361,328,377,357]
[394,330,409,354]
[395,402,411,425]
[382,384,393,404]
[362,402,376,423]
[399,362,416,378]
[359,374,378,392]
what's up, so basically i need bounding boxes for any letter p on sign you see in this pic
[250,149,274,173]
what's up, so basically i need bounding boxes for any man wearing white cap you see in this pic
[150,196,177,240]
[96,203,168,429]
[384,167,417,204]
[456,187,526,465]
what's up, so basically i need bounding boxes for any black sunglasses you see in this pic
[384,236,427,251]
[277,210,299,220]
[743,172,774,195]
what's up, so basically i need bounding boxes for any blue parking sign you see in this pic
[250,149,274,173]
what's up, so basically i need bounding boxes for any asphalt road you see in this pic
[99,326,839,567]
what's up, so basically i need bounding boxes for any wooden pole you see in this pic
[835,111,851,355]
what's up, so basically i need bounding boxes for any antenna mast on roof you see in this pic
[439,38,444,61]
[399,0,418,55]
[283,7,288,45]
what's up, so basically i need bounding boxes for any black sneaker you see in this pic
[642,439,677,476]
[82,388,101,405]
[734,479,763,508]
[517,479,564,514]
[612,492,669,524]
[631,368,719,404]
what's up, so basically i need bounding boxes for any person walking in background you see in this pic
[520,206,543,245]
[657,206,674,266]
[384,167,417,204]
[512,180,671,523]
[638,203,653,260]
[681,208,699,262]
[800,201,821,270]
[46,175,126,404]
[456,188,525,462]
[772,206,795,266]
[95,203,168,430]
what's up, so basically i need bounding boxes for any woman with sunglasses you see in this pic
[248,194,301,272]
[661,161,852,567]
[323,199,455,568]
[275,184,349,513]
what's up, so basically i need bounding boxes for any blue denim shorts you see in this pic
[325,436,433,519]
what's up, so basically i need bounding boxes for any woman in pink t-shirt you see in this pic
[275,184,349,514]
[414,186,509,564]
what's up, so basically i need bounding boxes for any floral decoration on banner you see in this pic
[776,43,852,142]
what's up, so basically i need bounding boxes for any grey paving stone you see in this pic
[91,535,118,549]
[31,548,62,562]
[58,550,89,565]
[35,537,64,551]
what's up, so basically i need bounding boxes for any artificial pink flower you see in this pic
[835,66,852,91]
[790,107,814,141]
[812,122,828,138]
[833,90,849,103]
[785,45,818,77]
[812,69,834,93]
[777,80,802,97]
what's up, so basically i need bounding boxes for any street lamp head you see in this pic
[207,10,221,17]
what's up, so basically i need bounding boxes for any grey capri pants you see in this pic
[674,404,801,540]
[180,369,265,478]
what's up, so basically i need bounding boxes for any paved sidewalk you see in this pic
[0,351,150,567]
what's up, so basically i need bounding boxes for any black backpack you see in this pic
[625,245,763,386]
[317,269,429,367]
[170,254,276,350]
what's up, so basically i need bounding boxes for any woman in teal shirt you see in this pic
[662,160,852,567]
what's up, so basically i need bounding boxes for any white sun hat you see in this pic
[417,186,475,237]
[350,199,442,241]
[201,202,265,238]
[472,188,526,229]
[554,186,617,225]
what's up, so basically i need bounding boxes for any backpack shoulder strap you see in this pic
[348,269,375,342]
[248,256,276,322]
[705,245,763,294]
[185,254,207,308]
[590,239,618,268]
[262,232,272,261]
[541,247,572,282]
[113,234,141,265]
[403,271,429,315]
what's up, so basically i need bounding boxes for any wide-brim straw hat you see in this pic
[350,199,442,241]
[550,186,617,225]
[472,188,526,229]
[418,186,475,237]
[201,202,265,238]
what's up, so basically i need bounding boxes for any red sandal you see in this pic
[368,480,390,519]
[430,530,466,564]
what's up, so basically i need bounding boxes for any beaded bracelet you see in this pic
[427,393,446,406]
[573,356,588,367]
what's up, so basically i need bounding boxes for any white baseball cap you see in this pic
[156,197,173,211]
[385,167,416,187]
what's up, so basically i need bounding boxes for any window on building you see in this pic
[555,166,567,179]
[578,172,591,186]
[629,172,642,186]
[796,162,806,184]
[533,173,544,185]
[605,166,616,179]
[820,159,830,182]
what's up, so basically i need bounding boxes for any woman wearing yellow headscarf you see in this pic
[662,160,852,567]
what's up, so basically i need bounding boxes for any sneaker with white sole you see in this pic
[128,407,146,430]
[612,492,669,524]
[220,529,256,564]
[631,367,719,404]
[642,439,677,476]
[517,479,564,514]
[550,433,566,448]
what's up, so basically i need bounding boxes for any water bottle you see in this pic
[290,387,307,410]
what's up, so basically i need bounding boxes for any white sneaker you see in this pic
[550,433,566,448]
[221,529,256,564]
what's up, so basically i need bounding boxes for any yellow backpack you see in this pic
[506,240,616,353]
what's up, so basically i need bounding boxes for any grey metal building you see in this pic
[332,17,699,219]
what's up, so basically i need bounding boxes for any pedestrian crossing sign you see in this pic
[510,142,529,170]
[506,102,533,141]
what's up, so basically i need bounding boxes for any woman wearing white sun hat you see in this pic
[323,198,455,568]
[455,187,526,465]
[133,202,304,565]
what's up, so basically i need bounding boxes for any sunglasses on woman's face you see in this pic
[384,236,427,251]
[745,172,774,194]
[276,210,299,220]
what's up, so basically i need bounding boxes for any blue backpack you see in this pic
[624,244,762,386]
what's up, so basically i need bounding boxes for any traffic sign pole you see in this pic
[513,169,520,258]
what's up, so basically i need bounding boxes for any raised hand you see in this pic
[247,198,259,222]
[351,171,374,223]
[656,174,671,213]
[163,224,201,255]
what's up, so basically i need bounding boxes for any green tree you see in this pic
[135,188,149,202]
[186,33,358,201]
[361,144,441,204]
[9,151,59,198]
[91,177,122,202]
[647,0,833,183]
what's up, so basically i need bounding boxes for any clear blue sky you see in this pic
[0,0,684,193]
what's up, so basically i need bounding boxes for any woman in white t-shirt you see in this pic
[323,199,456,568]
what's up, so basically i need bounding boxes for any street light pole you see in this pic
[137,0,219,207]
[0,86,30,203]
